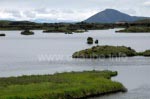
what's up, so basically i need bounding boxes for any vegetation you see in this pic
[116,26,150,33]
[87,37,94,44]
[72,45,137,58]
[134,19,150,24]
[0,70,126,99]
[21,30,34,35]
[0,33,6,36]
[43,27,70,33]
[43,27,86,34]
[137,50,150,56]
[0,20,150,31]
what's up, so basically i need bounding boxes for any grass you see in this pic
[72,45,136,58]
[116,26,150,33]
[0,70,126,99]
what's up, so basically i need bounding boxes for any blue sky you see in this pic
[0,0,150,22]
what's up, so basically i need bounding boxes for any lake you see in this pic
[0,29,150,99]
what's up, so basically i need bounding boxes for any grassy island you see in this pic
[43,28,71,33]
[116,26,150,33]
[21,30,34,35]
[0,70,126,99]
[137,50,150,56]
[43,27,86,34]
[72,45,136,58]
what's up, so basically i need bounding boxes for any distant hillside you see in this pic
[0,20,12,25]
[0,20,40,26]
[134,19,150,23]
[84,9,147,23]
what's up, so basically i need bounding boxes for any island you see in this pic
[43,27,86,34]
[72,45,136,58]
[116,26,150,33]
[0,33,6,36]
[138,50,150,56]
[0,70,126,99]
[21,30,34,35]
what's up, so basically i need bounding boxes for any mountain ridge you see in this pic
[84,9,147,23]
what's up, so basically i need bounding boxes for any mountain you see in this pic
[84,9,147,23]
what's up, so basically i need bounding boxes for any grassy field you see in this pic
[0,70,126,99]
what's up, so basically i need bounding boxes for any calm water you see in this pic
[0,29,150,99]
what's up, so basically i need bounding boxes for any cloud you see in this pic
[23,11,36,18]
[0,0,149,22]
[143,1,150,6]
[3,9,22,18]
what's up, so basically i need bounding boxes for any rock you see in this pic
[87,37,93,44]
[95,39,99,44]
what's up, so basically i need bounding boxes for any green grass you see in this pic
[0,70,126,99]
[72,45,136,58]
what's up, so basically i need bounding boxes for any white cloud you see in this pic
[0,0,149,22]
[143,1,150,6]
[0,8,97,22]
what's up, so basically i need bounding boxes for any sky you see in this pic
[0,0,150,22]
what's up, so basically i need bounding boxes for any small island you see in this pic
[43,28,70,33]
[21,30,34,35]
[72,45,136,58]
[116,26,150,33]
[43,27,86,34]
[0,70,126,99]
[138,50,150,56]
[0,33,6,36]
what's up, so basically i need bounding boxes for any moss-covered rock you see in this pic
[72,45,136,58]
[87,37,93,44]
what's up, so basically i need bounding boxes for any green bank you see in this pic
[0,70,126,99]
